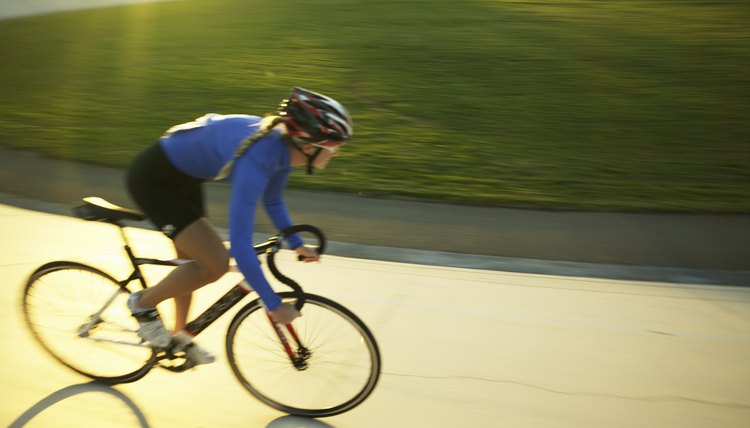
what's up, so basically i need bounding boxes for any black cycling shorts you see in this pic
[126,142,206,239]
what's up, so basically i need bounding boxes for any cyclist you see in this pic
[125,87,352,364]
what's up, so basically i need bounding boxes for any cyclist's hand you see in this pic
[295,245,320,263]
[270,302,301,325]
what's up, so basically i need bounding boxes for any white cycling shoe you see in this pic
[127,292,171,349]
[173,331,216,365]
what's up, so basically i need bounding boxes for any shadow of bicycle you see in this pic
[10,382,343,427]
[9,382,150,428]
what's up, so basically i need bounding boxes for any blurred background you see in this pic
[2,3,750,427]
[0,0,748,212]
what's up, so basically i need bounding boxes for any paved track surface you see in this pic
[1,205,749,427]
[0,0,177,20]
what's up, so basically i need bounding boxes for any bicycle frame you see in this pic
[83,223,323,369]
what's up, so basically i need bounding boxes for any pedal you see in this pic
[155,347,196,372]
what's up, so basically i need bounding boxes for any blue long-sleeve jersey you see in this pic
[159,113,303,311]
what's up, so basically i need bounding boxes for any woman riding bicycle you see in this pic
[125,87,352,364]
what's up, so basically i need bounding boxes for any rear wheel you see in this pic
[226,292,381,417]
[22,261,155,384]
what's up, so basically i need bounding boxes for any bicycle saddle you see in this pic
[73,197,145,223]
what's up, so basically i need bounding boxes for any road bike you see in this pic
[21,197,381,418]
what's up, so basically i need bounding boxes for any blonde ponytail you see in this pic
[214,116,285,180]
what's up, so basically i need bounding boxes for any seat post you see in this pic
[115,222,132,246]
[115,222,140,268]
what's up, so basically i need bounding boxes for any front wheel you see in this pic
[226,292,381,417]
[22,261,155,384]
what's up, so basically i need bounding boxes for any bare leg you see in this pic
[137,218,229,313]
[173,246,193,333]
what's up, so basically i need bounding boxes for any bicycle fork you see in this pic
[184,283,311,370]
[267,313,311,370]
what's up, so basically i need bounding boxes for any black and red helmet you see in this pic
[278,87,353,147]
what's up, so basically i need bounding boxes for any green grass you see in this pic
[0,0,748,212]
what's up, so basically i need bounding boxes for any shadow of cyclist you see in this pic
[9,382,150,427]
[266,415,336,428]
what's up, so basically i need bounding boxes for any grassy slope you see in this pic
[0,0,748,212]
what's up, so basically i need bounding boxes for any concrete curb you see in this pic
[3,192,748,286]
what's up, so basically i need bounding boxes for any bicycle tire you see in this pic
[22,261,155,384]
[226,292,381,417]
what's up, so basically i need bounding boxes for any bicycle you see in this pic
[22,197,381,418]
